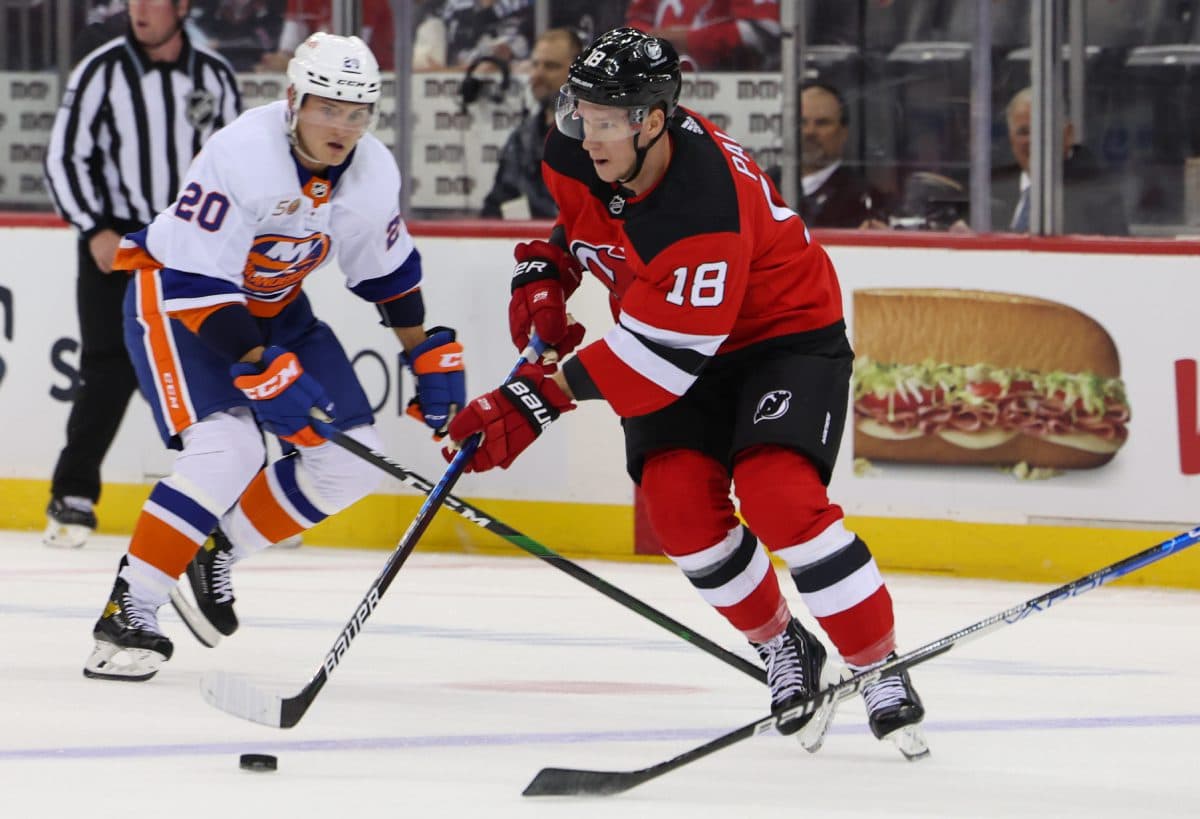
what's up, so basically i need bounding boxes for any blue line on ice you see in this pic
[4,714,1199,761]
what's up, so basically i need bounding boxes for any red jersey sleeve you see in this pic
[574,231,748,418]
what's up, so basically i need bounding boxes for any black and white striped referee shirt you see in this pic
[44,32,241,238]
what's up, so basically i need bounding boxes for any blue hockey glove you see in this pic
[400,326,466,436]
[231,346,335,447]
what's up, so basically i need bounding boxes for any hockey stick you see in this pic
[522,525,1200,797]
[199,341,545,729]
[309,421,767,685]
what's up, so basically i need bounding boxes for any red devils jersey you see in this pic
[547,107,845,418]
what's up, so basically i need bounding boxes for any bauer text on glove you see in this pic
[444,362,575,472]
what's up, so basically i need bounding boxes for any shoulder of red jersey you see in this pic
[543,107,747,264]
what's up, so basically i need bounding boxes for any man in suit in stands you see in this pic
[993,87,1128,236]
[772,82,888,228]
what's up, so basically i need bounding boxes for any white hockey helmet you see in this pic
[286,32,381,134]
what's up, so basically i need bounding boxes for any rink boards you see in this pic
[1,220,1198,588]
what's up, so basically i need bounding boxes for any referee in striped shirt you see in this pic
[42,0,241,548]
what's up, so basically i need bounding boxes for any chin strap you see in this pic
[285,96,327,168]
[289,132,325,167]
[616,126,669,186]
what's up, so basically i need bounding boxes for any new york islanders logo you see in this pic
[753,390,792,424]
[243,233,331,295]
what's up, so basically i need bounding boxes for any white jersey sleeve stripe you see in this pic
[603,322,699,397]
[617,310,727,357]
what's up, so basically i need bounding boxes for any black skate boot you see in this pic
[174,528,239,645]
[752,618,843,751]
[43,496,97,549]
[856,653,929,760]
[83,557,174,681]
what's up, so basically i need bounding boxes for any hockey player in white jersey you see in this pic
[84,33,466,681]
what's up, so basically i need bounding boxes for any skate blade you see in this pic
[168,585,223,648]
[884,724,931,761]
[82,639,167,682]
[42,521,91,549]
[798,662,849,753]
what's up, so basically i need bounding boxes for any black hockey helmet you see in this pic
[569,27,681,112]
[556,28,681,142]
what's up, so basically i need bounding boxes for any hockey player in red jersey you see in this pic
[447,28,927,757]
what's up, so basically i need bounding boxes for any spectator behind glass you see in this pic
[74,2,131,60]
[256,0,394,71]
[443,0,535,67]
[189,0,284,72]
[625,0,780,70]
[993,87,1128,236]
[481,28,583,219]
[769,82,889,229]
[550,0,628,46]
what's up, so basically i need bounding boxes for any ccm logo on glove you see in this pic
[237,355,301,400]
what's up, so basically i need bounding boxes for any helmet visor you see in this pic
[296,98,374,135]
[555,84,647,143]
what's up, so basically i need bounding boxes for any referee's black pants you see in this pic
[50,236,140,504]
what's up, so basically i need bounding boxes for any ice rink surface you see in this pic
[2,529,1198,818]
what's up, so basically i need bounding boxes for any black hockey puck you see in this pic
[239,753,278,772]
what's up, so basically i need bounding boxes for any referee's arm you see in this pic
[44,51,113,241]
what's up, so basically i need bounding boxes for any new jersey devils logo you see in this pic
[753,390,792,424]
[569,240,626,289]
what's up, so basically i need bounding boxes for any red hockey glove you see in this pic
[508,240,586,358]
[443,362,575,472]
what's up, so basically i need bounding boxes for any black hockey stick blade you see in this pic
[521,671,865,797]
[523,767,662,797]
[523,526,1200,797]
[522,714,774,797]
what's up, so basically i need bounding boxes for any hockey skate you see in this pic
[856,653,929,761]
[170,528,238,647]
[753,618,843,752]
[42,496,96,549]
[84,558,174,681]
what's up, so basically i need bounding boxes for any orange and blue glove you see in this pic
[232,346,334,447]
[401,326,466,437]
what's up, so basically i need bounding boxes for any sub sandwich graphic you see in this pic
[852,289,1130,470]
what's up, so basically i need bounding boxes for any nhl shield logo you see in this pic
[185,89,216,129]
[608,194,625,215]
[753,390,792,424]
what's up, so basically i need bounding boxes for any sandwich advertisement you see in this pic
[831,243,1197,528]
[852,289,1129,473]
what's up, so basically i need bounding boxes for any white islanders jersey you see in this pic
[117,100,419,319]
